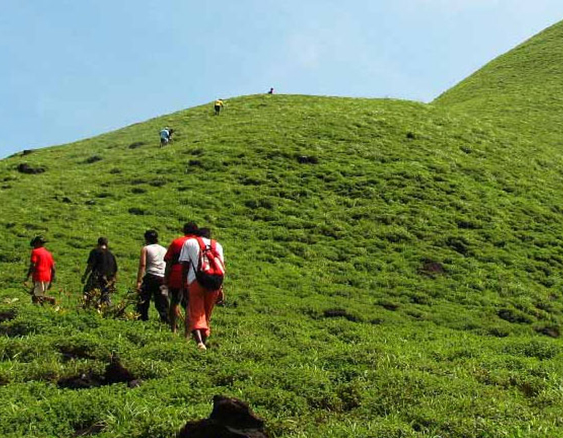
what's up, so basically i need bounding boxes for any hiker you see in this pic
[164,222,199,334]
[81,237,118,308]
[267,87,274,94]
[197,228,225,306]
[178,227,225,350]
[135,230,168,322]
[160,127,173,147]
[24,236,56,305]
[214,99,224,116]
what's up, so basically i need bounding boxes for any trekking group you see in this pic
[23,92,283,347]
[24,222,225,350]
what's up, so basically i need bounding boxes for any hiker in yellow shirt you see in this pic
[214,99,224,116]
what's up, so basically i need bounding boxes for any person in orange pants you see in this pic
[187,280,223,343]
[179,228,225,349]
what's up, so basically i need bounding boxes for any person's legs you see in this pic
[192,329,205,347]
[152,278,170,323]
[32,281,46,304]
[136,280,151,321]
[187,282,209,347]
[182,289,191,339]
[82,275,97,308]
[169,288,181,333]
[202,289,221,340]
[101,278,114,307]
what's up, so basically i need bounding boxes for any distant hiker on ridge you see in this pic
[214,99,224,116]
[178,227,225,350]
[81,237,118,308]
[24,236,56,305]
[267,87,274,94]
[136,230,169,323]
[164,222,199,334]
[160,127,174,147]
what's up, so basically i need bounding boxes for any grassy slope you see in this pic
[0,95,562,437]
[1,22,563,436]
[435,20,563,143]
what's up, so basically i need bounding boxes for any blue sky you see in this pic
[1,1,563,157]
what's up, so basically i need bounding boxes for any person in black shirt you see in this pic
[81,237,118,308]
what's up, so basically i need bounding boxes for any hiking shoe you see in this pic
[197,343,207,351]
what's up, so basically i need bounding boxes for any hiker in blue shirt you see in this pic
[160,128,174,147]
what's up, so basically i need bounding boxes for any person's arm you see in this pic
[163,262,172,287]
[48,265,56,289]
[216,286,225,304]
[25,251,37,285]
[81,263,92,283]
[163,243,173,286]
[81,250,94,283]
[24,262,35,285]
[216,243,225,303]
[136,247,146,291]
[112,253,118,281]
[178,240,194,289]
[181,261,190,290]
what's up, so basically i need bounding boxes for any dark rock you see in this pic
[178,395,269,438]
[406,132,416,140]
[445,236,470,255]
[22,149,34,156]
[296,155,319,165]
[17,163,45,174]
[128,207,145,216]
[535,326,560,338]
[104,355,136,384]
[58,356,139,389]
[0,309,16,323]
[380,301,400,311]
[58,373,103,390]
[53,196,73,204]
[84,156,103,164]
[323,308,360,322]
[419,259,445,277]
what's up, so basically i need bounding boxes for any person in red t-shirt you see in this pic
[24,236,56,304]
[164,222,199,334]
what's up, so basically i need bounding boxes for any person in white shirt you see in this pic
[136,230,168,322]
[178,227,225,349]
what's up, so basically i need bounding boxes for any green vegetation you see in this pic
[1,21,563,438]
[435,20,563,145]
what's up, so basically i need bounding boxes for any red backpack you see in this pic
[194,237,225,291]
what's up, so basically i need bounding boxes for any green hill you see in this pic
[435,20,563,141]
[1,23,563,438]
